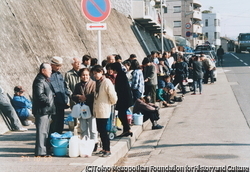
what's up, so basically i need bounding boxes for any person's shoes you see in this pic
[117,131,133,137]
[99,151,111,157]
[168,100,175,104]
[191,93,196,95]
[152,124,164,130]
[15,128,28,132]
[95,150,105,155]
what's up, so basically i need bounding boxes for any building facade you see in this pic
[163,0,202,48]
[201,13,221,49]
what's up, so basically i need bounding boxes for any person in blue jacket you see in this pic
[12,86,34,126]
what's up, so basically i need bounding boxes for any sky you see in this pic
[200,0,250,39]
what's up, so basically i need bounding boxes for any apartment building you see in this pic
[111,0,176,52]
[163,0,202,48]
[201,13,221,49]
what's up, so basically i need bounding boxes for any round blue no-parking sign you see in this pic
[81,0,111,22]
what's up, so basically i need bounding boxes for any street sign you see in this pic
[186,31,191,37]
[81,0,111,23]
[185,23,191,29]
[86,23,107,30]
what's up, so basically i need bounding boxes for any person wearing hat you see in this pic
[12,86,34,126]
[50,56,70,134]
[0,86,27,132]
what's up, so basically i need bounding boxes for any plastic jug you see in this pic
[69,128,80,158]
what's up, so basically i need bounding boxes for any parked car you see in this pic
[194,44,217,65]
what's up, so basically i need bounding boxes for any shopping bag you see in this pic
[79,135,95,157]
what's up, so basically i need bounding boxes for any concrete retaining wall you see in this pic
[0,0,162,134]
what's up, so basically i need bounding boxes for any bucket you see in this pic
[133,113,143,125]
[50,138,69,157]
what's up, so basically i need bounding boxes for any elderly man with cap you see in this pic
[12,86,34,126]
[0,86,27,131]
[50,56,70,134]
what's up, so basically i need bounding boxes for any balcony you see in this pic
[192,10,202,21]
[192,0,202,8]
[132,0,161,33]
[192,24,202,34]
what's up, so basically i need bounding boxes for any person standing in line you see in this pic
[142,57,158,103]
[64,57,81,109]
[191,56,204,95]
[201,54,215,84]
[0,86,27,132]
[50,56,70,134]
[32,62,55,157]
[72,68,98,151]
[130,60,144,103]
[173,54,188,97]
[217,45,224,66]
[91,65,117,157]
[111,62,133,137]
[81,55,91,69]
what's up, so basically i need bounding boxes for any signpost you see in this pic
[81,0,111,63]
[185,23,191,29]
[186,31,191,37]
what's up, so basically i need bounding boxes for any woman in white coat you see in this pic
[91,65,117,157]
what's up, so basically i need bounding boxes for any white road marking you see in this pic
[230,53,248,66]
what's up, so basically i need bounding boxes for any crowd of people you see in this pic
[0,47,217,157]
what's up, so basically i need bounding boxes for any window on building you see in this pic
[164,7,168,13]
[214,19,218,26]
[174,21,181,27]
[218,19,220,26]
[205,19,208,27]
[205,32,208,39]
[214,32,220,39]
[173,6,181,13]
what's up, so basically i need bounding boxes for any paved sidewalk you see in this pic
[116,67,250,168]
[0,109,153,172]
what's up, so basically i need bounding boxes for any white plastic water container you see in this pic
[133,113,143,125]
[69,128,80,157]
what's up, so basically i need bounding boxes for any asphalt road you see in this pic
[223,52,250,127]
[116,52,250,168]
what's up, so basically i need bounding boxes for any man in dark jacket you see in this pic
[216,45,224,66]
[32,62,55,157]
[50,56,70,134]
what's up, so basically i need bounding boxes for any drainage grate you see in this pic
[127,151,151,158]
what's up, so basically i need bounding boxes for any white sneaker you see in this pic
[16,128,28,132]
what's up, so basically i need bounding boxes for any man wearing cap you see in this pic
[0,86,27,131]
[12,86,34,126]
[32,62,55,156]
[50,56,70,134]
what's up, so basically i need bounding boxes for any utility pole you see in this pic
[161,0,164,53]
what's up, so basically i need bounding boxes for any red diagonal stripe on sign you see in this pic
[88,0,105,15]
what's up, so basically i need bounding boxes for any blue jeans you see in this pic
[193,78,203,94]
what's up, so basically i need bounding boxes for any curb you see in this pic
[82,120,151,171]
